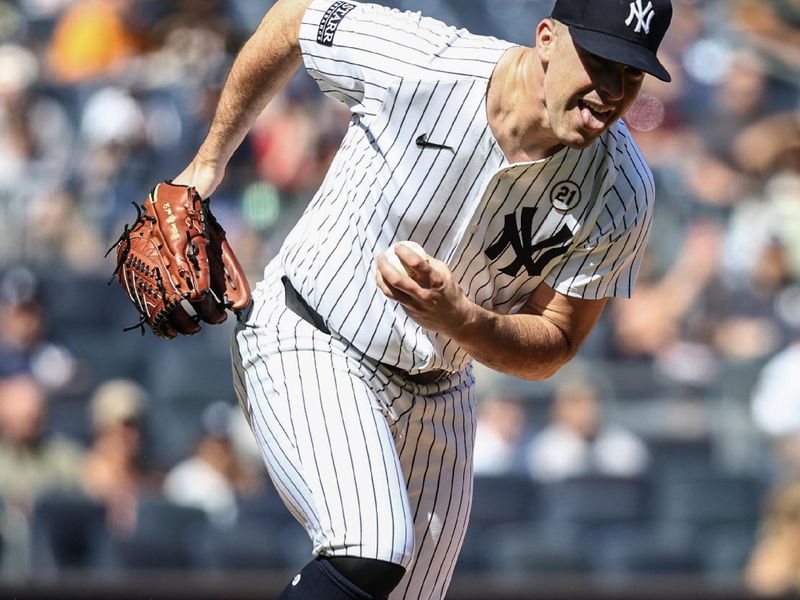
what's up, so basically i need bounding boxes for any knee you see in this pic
[327,556,406,598]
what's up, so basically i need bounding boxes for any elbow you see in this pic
[520,330,577,381]
[520,358,569,381]
[478,353,566,381]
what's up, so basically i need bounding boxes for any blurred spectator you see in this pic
[732,0,800,73]
[609,222,721,370]
[0,266,77,390]
[473,393,530,476]
[77,84,157,234]
[47,0,144,83]
[745,478,800,596]
[16,0,71,19]
[80,379,160,534]
[81,86,146,150]
[0,43,41,189]
[250,88,326,195]
[751,340,800,478]
[709,110,800,364]
[727,111,800,280]
[228,403,265,471]
[681,49,773,209]
[0,43,76,264]
[142,0,233,88]
[0,374,83,512]
[526,380,649,482]
[706,50,773,164]
[733,110,800,180]
[709,238,791,363]
[163,401,261,527]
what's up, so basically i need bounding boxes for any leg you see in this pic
[327,557,406,596]
[277,557,406,599]
[232,292,415,594]
[388,373,477,600]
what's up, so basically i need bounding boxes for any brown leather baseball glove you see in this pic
[108,182,251,339]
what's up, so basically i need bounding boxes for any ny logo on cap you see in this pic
[625,0,655,34]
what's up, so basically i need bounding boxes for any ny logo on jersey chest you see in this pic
[485,207,574,277]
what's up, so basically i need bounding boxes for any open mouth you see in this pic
[578,100,615,132]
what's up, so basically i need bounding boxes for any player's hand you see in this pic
[376,245,475,337]
[172,158,225,200]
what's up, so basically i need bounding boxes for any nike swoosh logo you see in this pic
[416,133,453,152]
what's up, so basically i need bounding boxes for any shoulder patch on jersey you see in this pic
[317,1,356,46]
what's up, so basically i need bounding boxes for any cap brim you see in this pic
[568,25,672,83]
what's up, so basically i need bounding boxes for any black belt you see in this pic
[281,276,448,385]
[282,275,331,335]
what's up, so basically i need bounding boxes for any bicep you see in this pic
[518,282,608,354]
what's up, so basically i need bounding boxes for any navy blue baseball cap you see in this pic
[551,0,673,82]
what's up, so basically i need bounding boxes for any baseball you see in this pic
[383,241,428,276]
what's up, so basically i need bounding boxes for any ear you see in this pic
[535,19,558,63]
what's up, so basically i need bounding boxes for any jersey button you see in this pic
[469,225,479,235]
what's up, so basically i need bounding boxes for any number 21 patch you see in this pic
[317,1,356,46]
[550,181,582,212]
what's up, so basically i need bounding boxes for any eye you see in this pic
[625,66,645,81]
[580,47,645,81]
[580,49,606,68]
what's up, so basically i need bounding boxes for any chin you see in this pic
[552,118,600,149]
[567,136,596,149]
[560,129,599,149]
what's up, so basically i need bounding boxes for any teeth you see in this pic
[581,101,613,115]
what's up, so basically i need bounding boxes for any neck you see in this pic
[488,47,564,163]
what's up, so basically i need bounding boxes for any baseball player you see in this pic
[173,0,673,598]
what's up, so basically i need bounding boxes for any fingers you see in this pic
[375,253,451,318]
[376,254,427,295]
[208,225,252,312]
[376,251,467,335]
[190,292,228,324]
[393,244,434,284]
[167,305,201,336]
[375,255,420,305]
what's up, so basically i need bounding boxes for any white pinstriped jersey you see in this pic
[277,0,655,375]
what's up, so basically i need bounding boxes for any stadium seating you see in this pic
[108,498,209,570]
[30,494,108,572]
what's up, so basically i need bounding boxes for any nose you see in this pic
[595,66,626,101]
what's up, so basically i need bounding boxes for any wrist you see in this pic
[193,147,226,172]
[174,157,226,199]
[448,296,484,341]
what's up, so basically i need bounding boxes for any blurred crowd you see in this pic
[0,0,799,593]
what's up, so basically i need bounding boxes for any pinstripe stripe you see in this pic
[233,315,317,526]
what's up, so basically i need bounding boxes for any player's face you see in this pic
[538,22,645,148]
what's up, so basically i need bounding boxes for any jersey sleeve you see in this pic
[299,0,466,115]
[544,162,656,300]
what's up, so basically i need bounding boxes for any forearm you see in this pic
[184,0,311,187]
[375,248,604,381]
[452,303,574,380]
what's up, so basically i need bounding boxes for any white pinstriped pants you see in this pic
[231,264,476,600]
